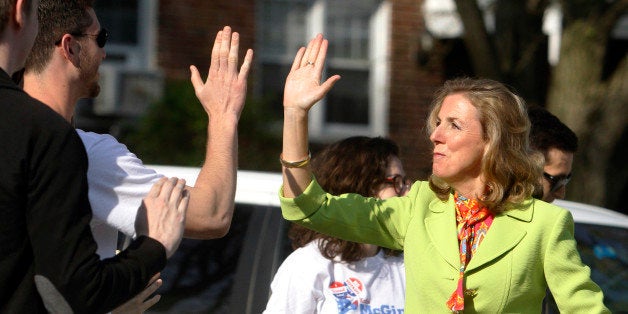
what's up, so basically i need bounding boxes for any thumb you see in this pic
[189,65,203,91]
[318,74,341,97]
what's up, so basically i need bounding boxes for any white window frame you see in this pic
[101,0,159,69]
[95,0,161,115]
[257,0,391,142]
[307,0,391,141]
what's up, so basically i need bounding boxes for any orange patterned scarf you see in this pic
[446,191,494,312]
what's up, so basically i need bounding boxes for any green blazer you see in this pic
[280,179,609,313]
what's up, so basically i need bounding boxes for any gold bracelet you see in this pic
[279,151,311,168]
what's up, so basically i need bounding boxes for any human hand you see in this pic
[112,273,162,314]
[190,26,253,122]
[283,34,341,113]
[135,177,189,258]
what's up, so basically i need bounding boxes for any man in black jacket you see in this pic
[0,0,189,312]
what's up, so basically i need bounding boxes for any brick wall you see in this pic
[389,0,444,180]
[158,0,256,80]
[157,0,444,179]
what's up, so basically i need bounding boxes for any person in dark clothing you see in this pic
[23,0,253,310]
[528,105,578,203]
[0,0,189,312]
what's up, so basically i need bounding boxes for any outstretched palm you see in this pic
[283,34,341,112]
[190,26,253,120]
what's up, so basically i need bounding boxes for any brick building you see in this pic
[94,0,448,179]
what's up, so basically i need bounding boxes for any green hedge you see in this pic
[121,79,282,172]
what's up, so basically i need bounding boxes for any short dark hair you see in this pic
[24,0,94,73]
[528,105,578,158]
[288,136,403,263]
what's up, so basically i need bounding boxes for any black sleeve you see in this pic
[26,117,166,313]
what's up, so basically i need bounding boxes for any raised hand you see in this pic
[283,34,341,112]
[280,34,340,197]
[183,26,253,240]
[190,26,253,121]
[135,177,189,258]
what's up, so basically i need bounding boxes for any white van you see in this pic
[147,166,628,313]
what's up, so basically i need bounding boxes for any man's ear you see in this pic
[13,0,29,28]
[58,35,81,65]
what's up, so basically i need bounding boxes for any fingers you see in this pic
[209,30,222,73]
[290,47,306,73]
[142,294,161,311]
[314,39,330,73]
[228,31,240,74]
[300,37,315,68]
[238,48,254,82]
[283,33,340,111]
[148,272,161,284]
[142,177,186,259]
[304,34,323,67]
[219,26,232,71]
[162,178,185,212]
[151,177,187,207]
[111,274,163,313]
[197,26,252,84]
[158,177,178,203]
[147,177,167,198]
[134,277,163,312]
[178,189,190,216]
[168,178,187,212]
[140,278,162,299]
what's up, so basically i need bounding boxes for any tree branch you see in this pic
[454,0,502,79]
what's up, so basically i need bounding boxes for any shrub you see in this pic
[122,79,282,171]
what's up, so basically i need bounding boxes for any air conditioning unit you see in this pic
[93,64,117,115]
[93,64,164,118]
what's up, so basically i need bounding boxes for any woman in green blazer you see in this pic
[278,34,608,313]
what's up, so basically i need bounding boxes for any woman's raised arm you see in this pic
[281,34,340,198]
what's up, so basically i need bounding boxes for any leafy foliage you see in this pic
[122,79,282,171]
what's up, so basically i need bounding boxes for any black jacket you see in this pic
[0,69,166,313]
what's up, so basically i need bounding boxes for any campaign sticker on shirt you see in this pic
[345,277,365,298]
[330,281,348,295]
[330,278,368,313]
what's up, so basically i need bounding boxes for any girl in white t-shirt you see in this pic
[265,136,410,313]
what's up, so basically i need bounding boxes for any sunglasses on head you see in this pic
[543,172,572,193]
[55,28,109,48]
[384,175,412,196]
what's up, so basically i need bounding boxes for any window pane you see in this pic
[94,0,138,45]
[325,68,369,125]
[572,223,628,312]
[260,0,313,57]
[326,0,380,60]
[261,63,293,115]
[259,0,384,130]
[324,0,381,126]
[149,204,291,313]
[327,18,369,60]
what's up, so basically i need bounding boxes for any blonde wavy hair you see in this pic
[427,78,544,213]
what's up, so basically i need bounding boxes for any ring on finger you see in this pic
[306,60,314,66]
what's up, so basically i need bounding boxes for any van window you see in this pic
[149,203,291,313]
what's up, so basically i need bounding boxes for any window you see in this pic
[93,0,158,68]
[85,1,161,117]
[258,0,391,141]
[148,203,291,313]
[95,1,138,45]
